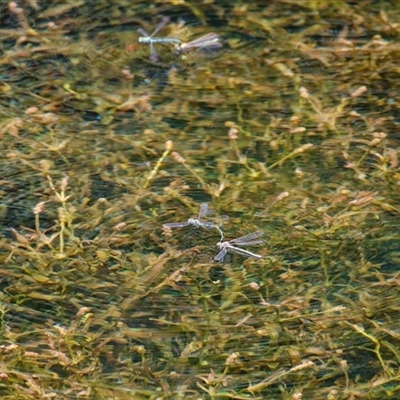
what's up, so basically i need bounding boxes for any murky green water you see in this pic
[1,1,400,399]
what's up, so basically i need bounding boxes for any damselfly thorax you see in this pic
[137,17,181,61]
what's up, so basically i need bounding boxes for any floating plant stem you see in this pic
[345,322,389,375]
[57,207,66,257]
[143,140,173,188]
[33,201,45,234]
[266,143,314,171]
[171,151,208,190]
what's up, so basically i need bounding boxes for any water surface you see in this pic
[1,1,400,399]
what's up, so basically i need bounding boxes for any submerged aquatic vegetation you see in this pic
[1,0,400,399]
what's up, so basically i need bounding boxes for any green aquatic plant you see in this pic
[2,0,400,399]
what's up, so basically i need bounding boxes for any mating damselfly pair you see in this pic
[138,17,222,61]
[163,203,264,262]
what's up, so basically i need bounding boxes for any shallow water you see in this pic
[1,1,400,399]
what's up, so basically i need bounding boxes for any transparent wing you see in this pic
[201,221,215,229]
[198,203,209,220]
[163,221,190,229]
[230,231,264,245]
[236,240,264,246]
[149,42,158,61]
[151,16,170,36]
[214,247,227,262]
[178,33,222,52]
[137,28,149,38]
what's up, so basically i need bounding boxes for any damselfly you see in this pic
[175,32,222,53]
[163,202,225,241]
[138,17,181,61]
[214,231,264,262]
